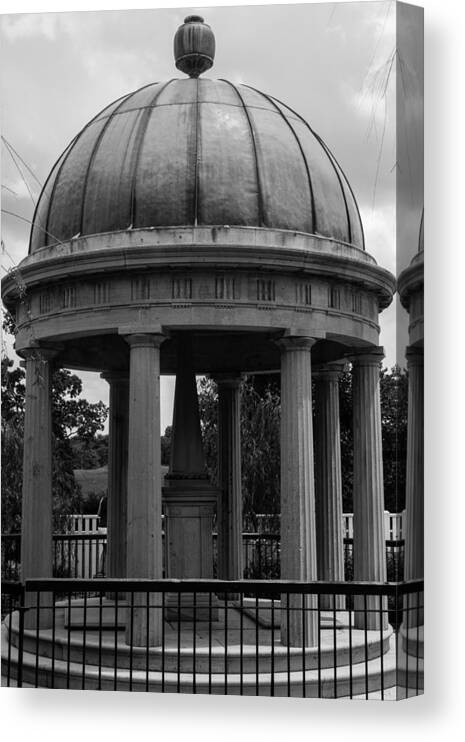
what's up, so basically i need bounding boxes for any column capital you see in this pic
[350,346,384,366]
[123,332,167,350]
[19,343,62,363]
[100,370,130,384]
[275,335,318,353]
[312,361,346,381]
[406,345,424,366]
[212,371,243,389]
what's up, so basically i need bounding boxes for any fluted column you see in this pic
[352,348,387,630]
[404,346,424,626]
[21,346,58,628]
[313,363,345,610]
[278,336,318,647]
[101,372,129,580]
[125,333,166,646]
[215,373,243,582]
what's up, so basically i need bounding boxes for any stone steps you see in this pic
[3,609,392,675]
[1,623,398,698]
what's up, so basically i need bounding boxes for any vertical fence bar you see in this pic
[415,589,420,695]
[255,593,259,696]
[82,590,88,690]
[145,591,149,693]
[224,591,228,696]
[239,589,244,696]
[66,591,72,689]
[348,599,353,699]
[192,590,197,695]
[333,591,337,698]
[114,589,119,691]
[379,592,384,700]
[208,590,212,695]
[161,590,165,693]
[270,595,275,697]
[98,590,103,690]
[405,590,410,698]
[177,591,181,694]
[301,592,305,699]
[286,592,291,697]
[34,589,40,687]
[317,591,322,698]
[129,590,134,692]
[17,586,25,689]
[363,593,368,699]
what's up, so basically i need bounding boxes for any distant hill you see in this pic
[73,465,170,499]
[74,467,108,497]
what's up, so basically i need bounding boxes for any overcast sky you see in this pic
[1,1,423,430]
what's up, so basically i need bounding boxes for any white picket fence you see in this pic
[65,514,104,578]
[342,511,405,541]
[65,511,405,579]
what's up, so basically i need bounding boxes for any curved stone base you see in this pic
[1,598,403,698]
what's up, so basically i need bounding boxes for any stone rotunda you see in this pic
[2,15,396,673]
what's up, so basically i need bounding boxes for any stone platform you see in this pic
[0,597,412,698]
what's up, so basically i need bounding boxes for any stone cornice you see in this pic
[2,228,395,311]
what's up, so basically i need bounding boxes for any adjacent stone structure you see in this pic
[398,213,424,627]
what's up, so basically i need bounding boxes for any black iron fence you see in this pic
[2,533,405,583]
[1,578,423,698]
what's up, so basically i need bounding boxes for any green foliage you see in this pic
[1,354,108,532]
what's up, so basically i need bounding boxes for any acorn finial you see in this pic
[174,16,215,78]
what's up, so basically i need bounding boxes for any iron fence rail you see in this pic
[1,578,423,698]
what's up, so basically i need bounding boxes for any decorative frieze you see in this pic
[352,291,362,314]
[256,278,276,302]
[296,282,312,306]
[61,285,76,309]
[172,277,192,300]
[328,286,340,309]
[39,290,53,315]
[93,281,110,305]
[215,275,237,300]
[131,277,151,301]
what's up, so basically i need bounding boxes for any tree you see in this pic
[197,375,281,530]
[194,366,408,528]
[1,354,108,532]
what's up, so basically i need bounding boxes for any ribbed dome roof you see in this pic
[30,77,364,253]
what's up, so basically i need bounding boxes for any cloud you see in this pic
[0,13,59,42]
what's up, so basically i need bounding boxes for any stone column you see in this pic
[21,346,58,628]
[277,336,318,647]
[124,333,165,646]
[215,373,243,583]
[352,348,387,630]
[101,372,129,580]
[404,346,424,626]
[313,363,345,610]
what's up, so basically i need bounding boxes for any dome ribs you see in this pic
[79,82,158,238]
[38,91,131,252]
[243,84,316,236]
[129,80,174,229]
[30,79,364,250]
[312,133,353,248]
[269,94,361,248]
[219,79,265,228]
